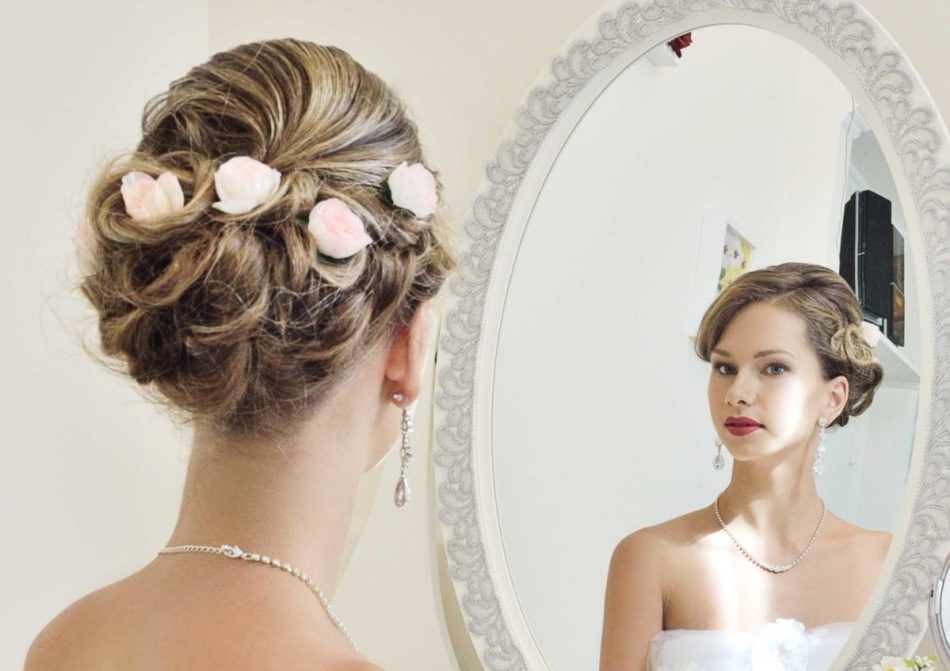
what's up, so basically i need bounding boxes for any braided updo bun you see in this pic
[694,262,884,428]
[78,39,457,439]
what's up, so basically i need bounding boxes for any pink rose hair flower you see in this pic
[861,321,883,348]
[387,161,437,218]
[307,198,373,259]
[120,171,185,222]
[212,156,282,215]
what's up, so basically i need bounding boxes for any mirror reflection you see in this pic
[490,24,921,671]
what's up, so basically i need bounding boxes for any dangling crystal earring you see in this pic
[812,417,827,477]
[392,392,414,507]
[713,438,725,470]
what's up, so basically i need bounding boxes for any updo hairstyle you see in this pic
[694,262,884,428]
[78,39,457,440]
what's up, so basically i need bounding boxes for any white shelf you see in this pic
[875,330,919,388]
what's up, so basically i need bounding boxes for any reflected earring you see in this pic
[812,417,827,477]
[713,438,725,470]
[392,392,414,507]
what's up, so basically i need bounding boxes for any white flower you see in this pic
[120,171,185,222]
[212,156,281,215]
[307,198,373,259]
[861,321,883,348]
[387,161,437,218]
[749,619,810,671]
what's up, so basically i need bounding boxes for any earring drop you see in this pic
[812,417,827,477]
[713,438,725,470]
[392,392,414,507]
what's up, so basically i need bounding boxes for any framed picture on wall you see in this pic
[687,209,756,336]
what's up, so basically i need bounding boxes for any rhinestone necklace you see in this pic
[714,493,826,574]
[158,543,356,649]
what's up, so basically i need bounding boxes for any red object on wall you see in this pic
[669,33,693,58]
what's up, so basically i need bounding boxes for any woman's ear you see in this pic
[384,301,432,406]
[824,374,849,425]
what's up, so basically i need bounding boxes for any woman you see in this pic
[26,39,456,669]
[599,262,891,671]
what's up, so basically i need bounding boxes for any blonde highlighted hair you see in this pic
[694,262,884,427]
[79,39,457,439]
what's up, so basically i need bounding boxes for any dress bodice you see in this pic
[648,618,858,671]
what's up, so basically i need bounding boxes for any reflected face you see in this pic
[707,302,832,463]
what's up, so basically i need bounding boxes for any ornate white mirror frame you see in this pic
[432,1,950,669]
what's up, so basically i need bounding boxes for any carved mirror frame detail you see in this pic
[433,1,950,669]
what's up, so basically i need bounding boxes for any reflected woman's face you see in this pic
[707,302,832,464]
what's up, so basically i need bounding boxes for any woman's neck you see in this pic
[164,405,377,598]
[717,459,825,549]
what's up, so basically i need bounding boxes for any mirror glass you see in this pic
[491,24,922,670]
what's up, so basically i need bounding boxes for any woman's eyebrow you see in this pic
[712,348,796,358]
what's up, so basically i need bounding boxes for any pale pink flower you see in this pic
[861,321,883,348]
[387,161,437,218]
[212,156,281,215]
[307,198,373,259]
[120,171,185,221]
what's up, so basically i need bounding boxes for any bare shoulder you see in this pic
[823,514,893,582]
[25,584,119,670]
[829,515,892,555]
[610,506,715,574]
[602,519,694,670]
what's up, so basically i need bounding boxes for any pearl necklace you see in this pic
[714,493,826,574]
[158,543,356,650]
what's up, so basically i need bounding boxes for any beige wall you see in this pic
[4,1,950,670]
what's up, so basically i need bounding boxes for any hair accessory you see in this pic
[212,156,281,214]
[120,171,185,221]
[812,417,827,477]
[860,321,883,348]
[387,161,437,218]
[713,437,725,470]
[307,198,373,259]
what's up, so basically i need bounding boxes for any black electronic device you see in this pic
[838,189,905,346]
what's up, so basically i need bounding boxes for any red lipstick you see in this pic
[725,416,763,437]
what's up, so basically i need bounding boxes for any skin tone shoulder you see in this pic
[599,302,893,671]
[24,303,433,671]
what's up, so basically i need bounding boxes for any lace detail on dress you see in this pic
[649,618,858,671]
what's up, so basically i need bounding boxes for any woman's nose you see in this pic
[724,371,756,407]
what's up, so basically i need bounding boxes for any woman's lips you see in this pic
[726,424,761,437]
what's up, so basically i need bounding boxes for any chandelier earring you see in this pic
[391,392,414,507]
[812,417,827,477]
[713,437,725,470]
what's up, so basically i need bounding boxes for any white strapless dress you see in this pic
[649,618,858,671]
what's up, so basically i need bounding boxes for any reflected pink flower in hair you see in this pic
[212,156,281,215]
[387,161,437,218]
[307,198,373,259]
[861,321,883,348]
[120,171,185,221]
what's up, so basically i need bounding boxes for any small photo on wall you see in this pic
[687,209,757,337]
[718,224,755,295]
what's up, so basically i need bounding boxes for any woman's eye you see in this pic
[713,362,733,375]
[765,363,787,375]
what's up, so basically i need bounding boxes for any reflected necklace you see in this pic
[158,543,356,650]
[714,493,826,574]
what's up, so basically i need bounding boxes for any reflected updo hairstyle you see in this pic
[79,39,457,439]
[694,262,884,428]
